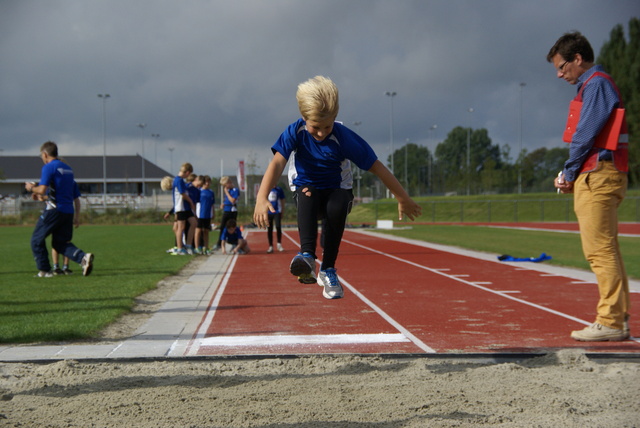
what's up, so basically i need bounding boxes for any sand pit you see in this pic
[1,259,639,427]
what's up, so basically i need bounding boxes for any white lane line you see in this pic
[339,276,437,353]
[342,238,592,327]
[286,230,436,354]
[199,333,409,347]
[187,230,432,354]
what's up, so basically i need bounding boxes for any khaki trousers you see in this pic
[574,161,628,330]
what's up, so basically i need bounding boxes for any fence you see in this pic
[0,193,173,217]
[3,194,639,224]
[366,196,640,223]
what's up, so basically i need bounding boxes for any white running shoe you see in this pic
[317,268,344,299]
[81,253,94,276]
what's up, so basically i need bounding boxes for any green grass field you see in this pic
[0,225,191,344]
[1,222,638,344]
[375,225,639,279]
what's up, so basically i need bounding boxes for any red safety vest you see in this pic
[563,71,628,173]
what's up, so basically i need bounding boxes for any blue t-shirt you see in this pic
[39,159,76,214]
[222,187,240,212]
[172,176,188,212]
[272,118,378,190]
[220,227,243,244]
[197,189,215,219]
[268,186,285,214]
[187,183,201,213]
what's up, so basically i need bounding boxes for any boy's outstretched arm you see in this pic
[253,152,288,228]
[368,160,422,221]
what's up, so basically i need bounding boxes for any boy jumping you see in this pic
[253,76,421,299]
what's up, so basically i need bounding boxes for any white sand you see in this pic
[1,259,639,427]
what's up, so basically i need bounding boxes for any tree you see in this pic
[597,18,640,186]
[521,147,569,192]
[388,143,431,196]
[434,127,503,194]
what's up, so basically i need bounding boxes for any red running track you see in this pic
[186,229,640,356]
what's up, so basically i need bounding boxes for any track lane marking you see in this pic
[199,333,410,347]
[283,231,437,353]
[347,233,639,343]
[342,237,593,327]
[187,230,429,354]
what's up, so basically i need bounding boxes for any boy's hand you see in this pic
[253,198,276,229]
[398,198,422,221]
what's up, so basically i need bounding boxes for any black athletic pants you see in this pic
[295,186,353,270]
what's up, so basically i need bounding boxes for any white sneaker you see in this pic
[81,253,94,276]
[570,322,627,342]
[317,268,344,300]
[267,246,274,253]
[277,243,284,252]
[35,271,53,278]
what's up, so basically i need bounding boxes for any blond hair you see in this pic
[160,176,173,191]
[296,76,339,121]
[220,176,230,185]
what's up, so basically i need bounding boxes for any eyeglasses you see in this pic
[557,59,571,74]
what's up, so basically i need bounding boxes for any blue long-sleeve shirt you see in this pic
[563,65,620,182]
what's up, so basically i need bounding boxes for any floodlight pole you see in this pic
[518,82,526,194]
[97,93,110,210]
[385,92,396,174]
[137,123,147,196]
[429,124,437,194]
[467,107,474,196]
[151,133,160,164]
[352,121,362,199]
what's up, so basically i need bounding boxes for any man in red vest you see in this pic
[548,31,630,341]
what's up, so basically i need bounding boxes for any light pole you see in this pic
[466,107,474,196]
[97,93,110,209]
[352,122,362,199]
[137,123,147,195]
[385,91,396,173]
[404,138,410,189]
[151,133,160,165]
[518,82,526,194]
[429,124,437,194]
[168,147,174,173]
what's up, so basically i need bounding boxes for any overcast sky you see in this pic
[1,0,637,176]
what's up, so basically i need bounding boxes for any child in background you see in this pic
[213,176,240,251]
[253,76,421,300]
[220,219,250,255]
[187,173,202,251]
[266,185,286,253]
[195,175,215,255]
[161,176,179,253]
[171,163,196,255]
[52,249,72,275]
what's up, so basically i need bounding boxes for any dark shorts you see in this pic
[197,218,212,230]
[176,211,193,221]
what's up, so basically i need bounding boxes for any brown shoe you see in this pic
[571,322,627,342]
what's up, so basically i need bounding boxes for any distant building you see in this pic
[0,155,171,197]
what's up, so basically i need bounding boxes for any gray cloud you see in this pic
[1,0,637,176]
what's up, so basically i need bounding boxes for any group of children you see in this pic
[162,165,250,256]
